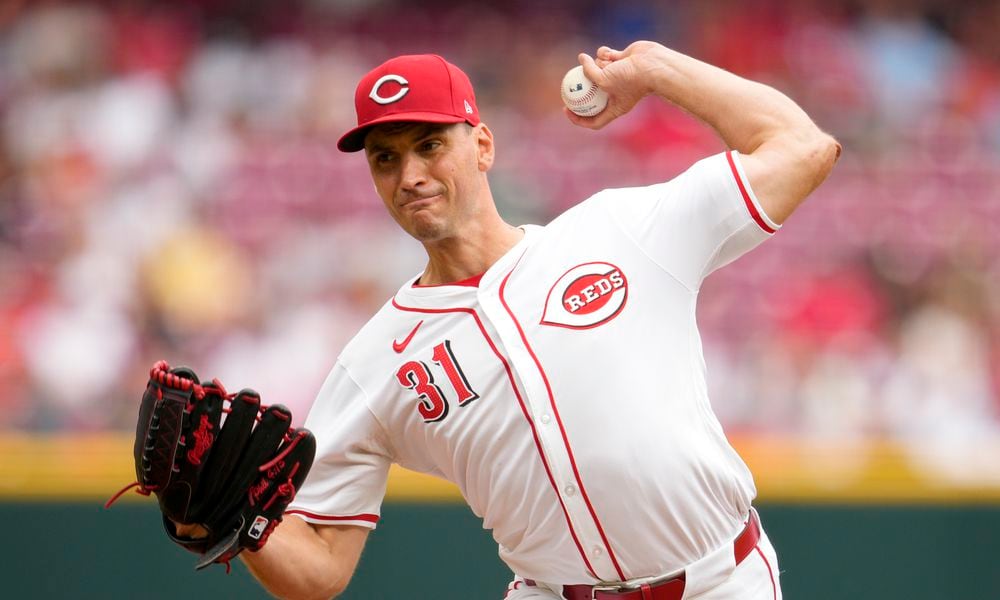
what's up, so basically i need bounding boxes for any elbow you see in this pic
[790,127,840,190]
[318,575,350,600]
[314,567,355,600]
[279,585,345,600]
[763,123,841,187]
[290,576,350,600]
[274,569,351,600]
[808,129,841,181]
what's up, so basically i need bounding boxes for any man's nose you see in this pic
[399,154,427,190]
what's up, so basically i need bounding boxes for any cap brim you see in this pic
[337,112,469,152]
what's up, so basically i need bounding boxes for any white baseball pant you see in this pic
[504,526,782,600]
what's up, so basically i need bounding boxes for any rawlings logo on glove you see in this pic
[106,360,316,572]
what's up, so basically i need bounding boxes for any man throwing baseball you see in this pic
[212,41,839,599]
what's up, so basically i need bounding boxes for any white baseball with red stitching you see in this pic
[561,65,608,117]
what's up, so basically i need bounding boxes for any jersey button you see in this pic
[592,546,603,557]
[540,414,551,425]
[564,485,576,496]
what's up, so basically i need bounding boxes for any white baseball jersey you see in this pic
[287,151,780,584]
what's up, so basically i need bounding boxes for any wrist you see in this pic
[642,45,680,99]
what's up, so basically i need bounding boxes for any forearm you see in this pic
[241,517,363,600]
[644,46,821,154]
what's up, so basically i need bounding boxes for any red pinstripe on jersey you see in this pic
[498,265,627,581]
[390,297,600,579]
[726,150,776,234]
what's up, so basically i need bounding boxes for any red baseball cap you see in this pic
[337,54,481,152]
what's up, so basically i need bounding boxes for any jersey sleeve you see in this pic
[606,150,781,291]
[285,362,392,529]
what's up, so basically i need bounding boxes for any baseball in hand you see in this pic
[561,65,608,117]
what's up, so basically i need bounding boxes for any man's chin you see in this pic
[406,216,449,243]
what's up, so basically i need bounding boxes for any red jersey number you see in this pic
[432,340,480,406]
[395,360,448,422]
[396,340,479,423]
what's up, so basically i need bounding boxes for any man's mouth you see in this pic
[400,193,442,208]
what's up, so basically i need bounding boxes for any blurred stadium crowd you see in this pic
[0,0,998,466]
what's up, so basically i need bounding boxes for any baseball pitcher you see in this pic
[131,41,840,599]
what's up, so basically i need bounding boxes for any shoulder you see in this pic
[338,295,408,366]
[544,179,674,233]
[312,296,409,415]
[571,153,743,214]
[548,155,725,224]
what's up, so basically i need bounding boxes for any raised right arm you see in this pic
[241,516,369,600]
[568,41,840,226]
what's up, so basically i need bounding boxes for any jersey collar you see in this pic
[393,225,540,308]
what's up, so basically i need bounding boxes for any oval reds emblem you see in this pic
[541,262,628,329]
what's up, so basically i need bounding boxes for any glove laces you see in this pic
[105,361,235,508]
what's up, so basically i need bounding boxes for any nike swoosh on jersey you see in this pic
[392,320,424,353]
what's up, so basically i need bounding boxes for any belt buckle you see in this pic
[590,579,649,599]
[590,570,683,599]
[590,582,629,599]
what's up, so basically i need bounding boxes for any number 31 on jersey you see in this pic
[395,340,480,423]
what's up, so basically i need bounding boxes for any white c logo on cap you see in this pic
[369,74,409,105]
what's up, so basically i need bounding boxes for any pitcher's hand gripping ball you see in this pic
[561,65,608,117]
[106,360,316,571]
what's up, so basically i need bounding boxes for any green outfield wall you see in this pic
[6,502,998,600]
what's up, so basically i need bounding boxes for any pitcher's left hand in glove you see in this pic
[107,360,316,571]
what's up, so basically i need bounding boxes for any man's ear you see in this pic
[475,123,495,172]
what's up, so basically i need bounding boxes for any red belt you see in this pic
[527,509,761,600]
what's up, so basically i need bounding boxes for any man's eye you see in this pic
[375,153,393,164]
[421,140,441,151]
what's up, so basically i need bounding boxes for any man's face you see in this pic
[364,122,490,243]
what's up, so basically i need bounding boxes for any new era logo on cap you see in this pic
[338,54,481,152]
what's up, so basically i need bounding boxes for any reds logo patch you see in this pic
[541,262,628,329]
[369,74,409,105]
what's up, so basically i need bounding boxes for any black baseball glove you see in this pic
[107,360,316,571]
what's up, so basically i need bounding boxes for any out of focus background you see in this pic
[1,0,998,598]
